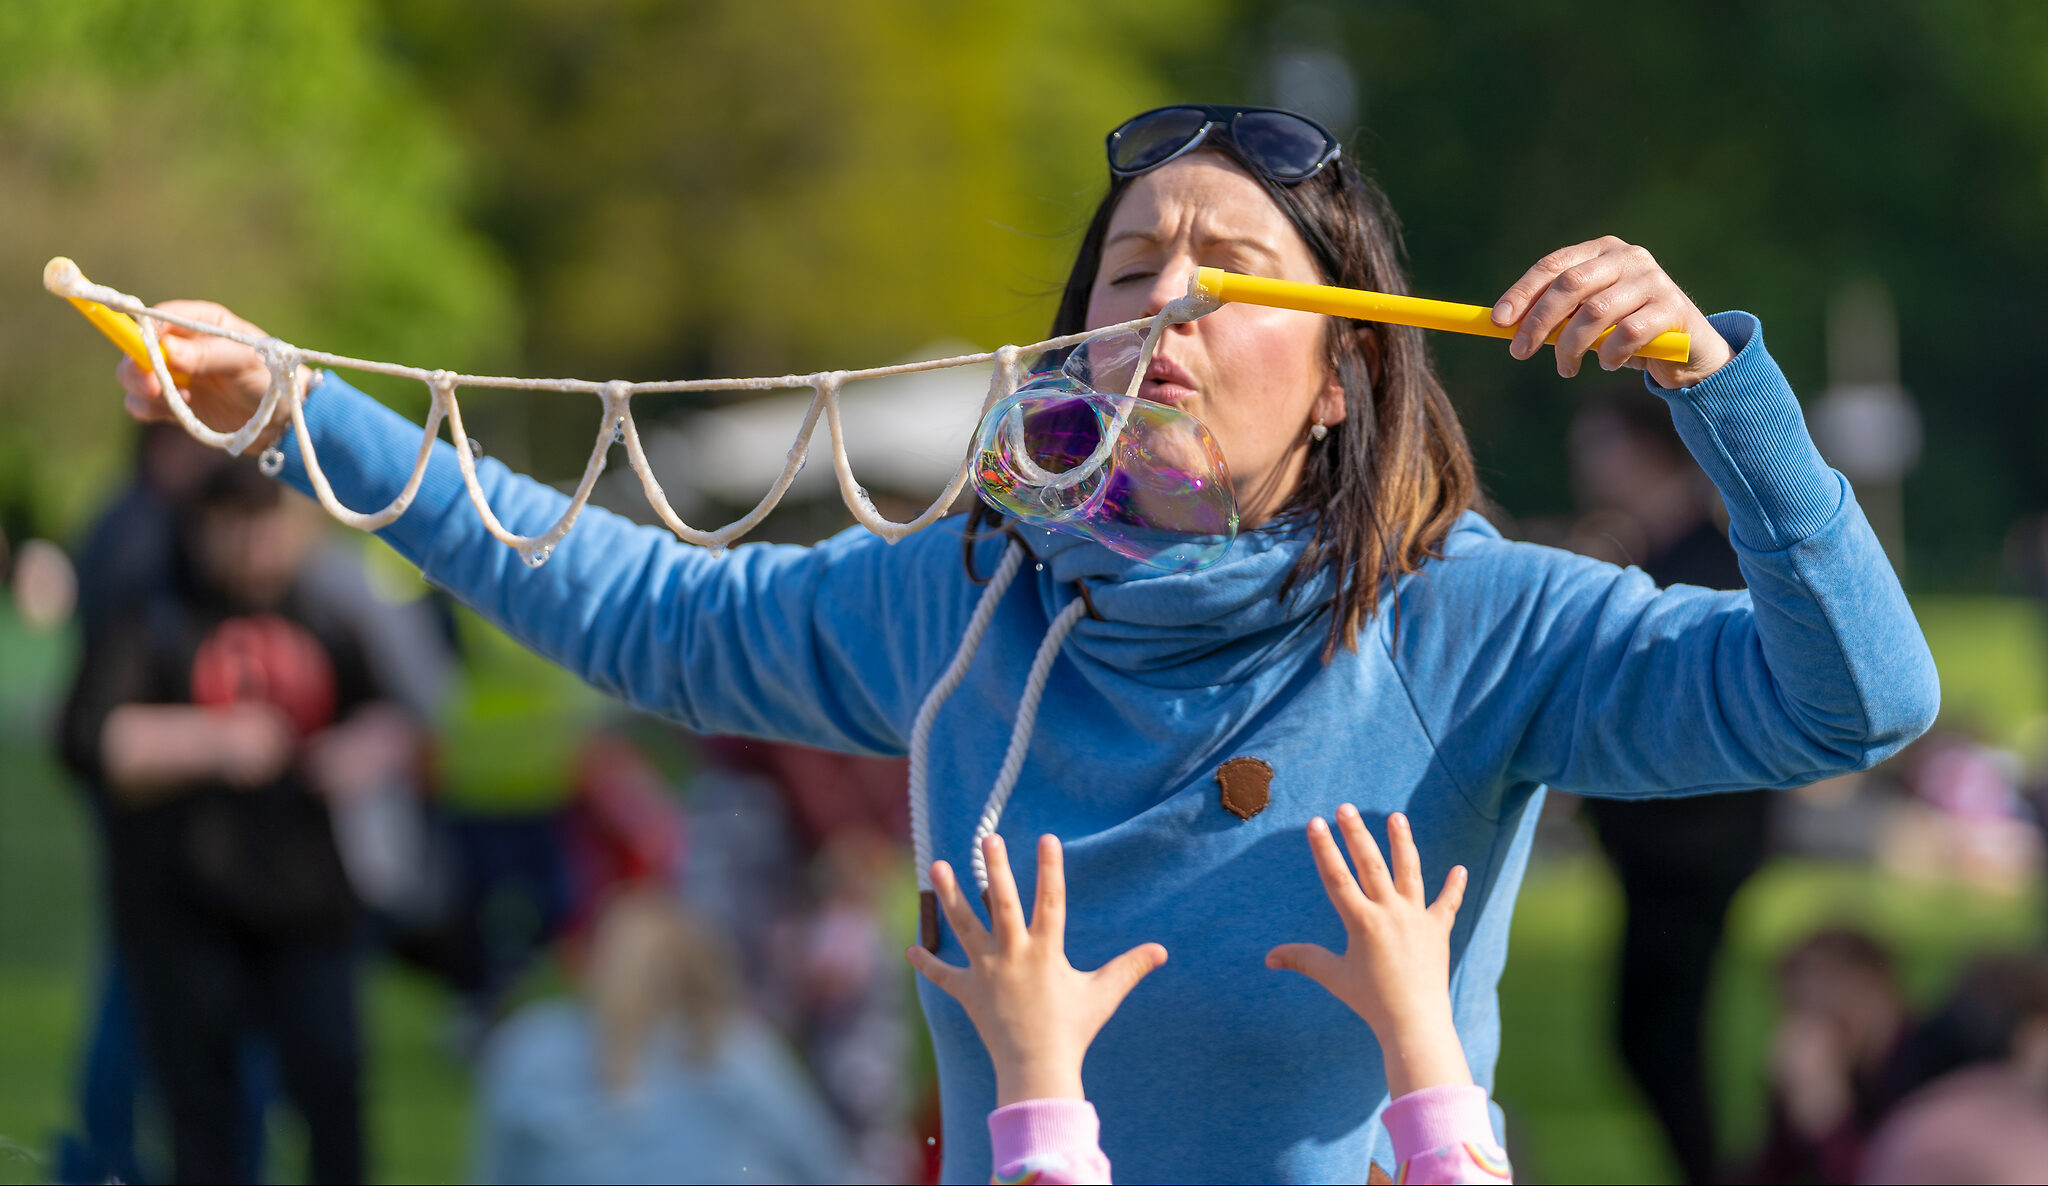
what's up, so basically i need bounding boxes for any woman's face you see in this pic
[1084,152,1344,527]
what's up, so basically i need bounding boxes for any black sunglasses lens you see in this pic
[1232,111,1331,178]
[1110,107,1210,173]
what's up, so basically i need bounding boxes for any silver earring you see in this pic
[1309,420,1329,442]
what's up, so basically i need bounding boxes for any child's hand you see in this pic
[1266,806,1473,1098]
[907,834,1167,1106]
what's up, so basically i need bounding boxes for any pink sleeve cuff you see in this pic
[989,1099,1112,1184]
[1383,1084,1496,1163]
[1383,1084,1512,1182]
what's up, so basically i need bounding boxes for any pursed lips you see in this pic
[1141,355,1200,405]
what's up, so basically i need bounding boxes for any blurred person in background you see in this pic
[58,460,430,1184]
[1860,954,2048,1183]
[1754,929,1913,1184]
[53,421,237,1184]
[1565,388,1774,1184]
[684,739,919,1178]
[472,886,856,1185]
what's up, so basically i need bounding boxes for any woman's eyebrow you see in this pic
[1104,228,1164,250]
[1201,234,1282,266]
[1104,228,1283,266]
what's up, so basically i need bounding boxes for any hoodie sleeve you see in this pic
[1405,313,1938,802]
[272,377,963,754]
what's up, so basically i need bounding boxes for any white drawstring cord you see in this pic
[907,537,1093,947]
[968,593,1089,893]
[908,541,1027,893]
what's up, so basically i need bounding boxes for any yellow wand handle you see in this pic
[1191,267,1691,364]
[44,257,190,385]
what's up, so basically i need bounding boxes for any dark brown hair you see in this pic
[968,137,1478,658]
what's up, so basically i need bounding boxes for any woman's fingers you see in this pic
[903,944,968,996]
[1386,813,1426,903]
[1595,299,1685,373]
[1265,941,1344,988]
[157,325,264,381]
[1511,250,1634,364]
[117,356,160,401]
[1335,804,1395,903]
[1552,281,1657,378]
[151,298,268,340]
[1032,834,1066,945]
[1431,865,1470,923]
[1492,238,1610,331]
[1306,816,1371,925]
[929,860,989,956]
[981,834,1028,944]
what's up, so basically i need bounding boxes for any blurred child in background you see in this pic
[1753,929,1913,1183]
[472,887,856,1184]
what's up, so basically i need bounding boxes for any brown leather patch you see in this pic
[1368,1161,1393,1185]
[1216,756,1273,820]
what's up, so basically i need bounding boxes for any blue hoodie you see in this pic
[278,312,1936,1182]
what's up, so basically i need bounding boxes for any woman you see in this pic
[118,105,1938,1182]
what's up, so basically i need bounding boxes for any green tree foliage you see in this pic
[0,0,513,538]
[1238,0,2048,587]
[5,0,2042,589]
[373,0,1226,472]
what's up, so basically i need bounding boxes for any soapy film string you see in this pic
[44,257,1216,566]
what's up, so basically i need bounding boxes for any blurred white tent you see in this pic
[626,341,994,513]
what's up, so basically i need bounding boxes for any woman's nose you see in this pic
[1141,259,1200,318]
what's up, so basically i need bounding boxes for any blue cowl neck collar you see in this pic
[1014,519,1340,687]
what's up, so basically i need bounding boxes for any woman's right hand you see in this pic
[114,300,303,449]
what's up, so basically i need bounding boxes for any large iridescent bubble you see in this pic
[971,328,1237,572]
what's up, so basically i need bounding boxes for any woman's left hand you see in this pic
[1490,235,1732,389]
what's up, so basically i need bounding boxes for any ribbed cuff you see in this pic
[1646,311,1844,552]
[1383,1084,1496,1166]
[989,1098,1102,1171]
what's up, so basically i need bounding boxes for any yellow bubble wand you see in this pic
[46,257,191,385]
[1190,266,1691,363]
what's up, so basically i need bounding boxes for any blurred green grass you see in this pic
[3,592,2044,1182]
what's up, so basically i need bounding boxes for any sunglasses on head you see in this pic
[1106,104,1341,184]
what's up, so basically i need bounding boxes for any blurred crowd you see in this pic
[1513,383,2048,1184]
[3,401,2045,1185]
[20,423,930,1185]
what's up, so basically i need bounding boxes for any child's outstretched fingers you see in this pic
[1265,938,1344,985]
[1386,812,1427,903]
[1335,803,1394,901]
[904,939,965,995]
[1031,833,1066,943]
[1305,816,1370,926]
[982,834,1028,941]
[1431,864,1470,923]
[1093,940,1170,999]
[900,834,1168,1108]
[931,858,988,954]
[1266,810,1475,1098]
